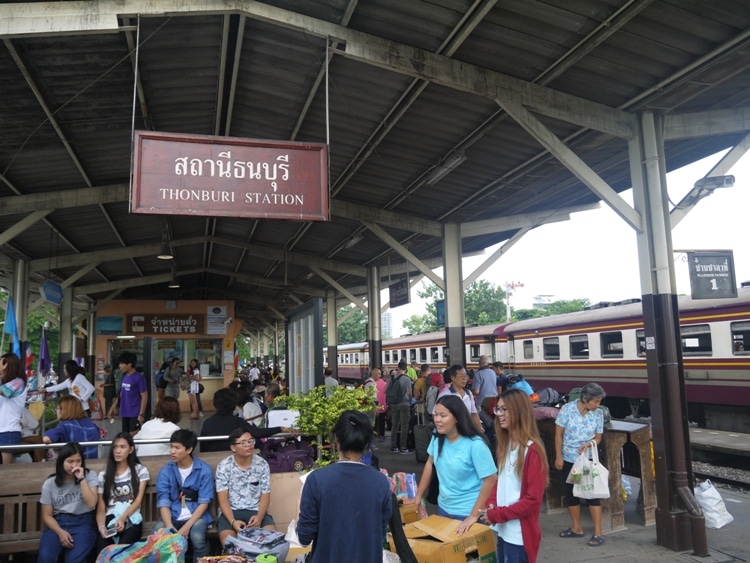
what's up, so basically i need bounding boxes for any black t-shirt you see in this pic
[199,413,281,452]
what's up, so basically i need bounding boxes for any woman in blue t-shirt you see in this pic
[412,394,497,535]
[43,395,101,459]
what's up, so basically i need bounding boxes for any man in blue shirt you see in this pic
[155,429,215,562]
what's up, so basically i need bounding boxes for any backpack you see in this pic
[155,369,167,389]
[385,374,405,406]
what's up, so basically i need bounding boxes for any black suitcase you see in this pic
[413,407,434,463]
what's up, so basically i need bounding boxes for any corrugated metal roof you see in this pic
[1,0,750,330]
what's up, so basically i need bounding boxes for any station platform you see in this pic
[376,444,749,563]
[689,427,750,457]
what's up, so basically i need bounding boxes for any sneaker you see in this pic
[199,412,205,418]
[390,447,400,453]
[400,449,414,454]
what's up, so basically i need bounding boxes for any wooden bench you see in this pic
[0,452,302,557]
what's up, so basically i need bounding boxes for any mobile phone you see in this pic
[104,527,117,538]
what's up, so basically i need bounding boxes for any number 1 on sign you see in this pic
[710,279,718,291]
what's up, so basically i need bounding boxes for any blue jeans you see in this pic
[436,506,469,521]
[37,511,96,563]
[496,536,528,563]
[155,518,208,562]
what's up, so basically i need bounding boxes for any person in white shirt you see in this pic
[435,365,483,433]
[133,397,181,456]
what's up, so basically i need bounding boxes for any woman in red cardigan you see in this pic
[481,389,549,563]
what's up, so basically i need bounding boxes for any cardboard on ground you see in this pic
[391,515,497,563]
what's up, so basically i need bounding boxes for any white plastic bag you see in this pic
[573,441,610,499]
[566,452,590,485]
[695,480,733,529]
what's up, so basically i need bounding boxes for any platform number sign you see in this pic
[687,251,737,300]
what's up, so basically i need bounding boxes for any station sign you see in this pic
[389,277,411,308]
[131,131,329,221]
[39,279,63,306]
[687,250,737,299]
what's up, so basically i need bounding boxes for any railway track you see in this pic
[693,471,750,492]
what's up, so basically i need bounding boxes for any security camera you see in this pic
[694,175,735,190]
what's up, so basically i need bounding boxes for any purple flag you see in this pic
[39,328,51,377]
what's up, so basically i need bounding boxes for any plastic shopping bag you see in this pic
[695,480,734,529]
[566,452,590,485]
[573,441,610,500]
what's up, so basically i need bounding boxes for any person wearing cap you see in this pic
[98,364,117,415]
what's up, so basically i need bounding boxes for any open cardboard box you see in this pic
[390,515,497,563]
[399,502,422,524]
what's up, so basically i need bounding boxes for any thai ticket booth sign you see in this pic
[131,131,329,220]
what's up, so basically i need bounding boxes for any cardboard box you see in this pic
[389,515,497,563]
[399,502,422,524]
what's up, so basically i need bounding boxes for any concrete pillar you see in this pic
[326,289,338,375]
[442,223,465,367]
[629,111,707,554]
[367,265,381,369]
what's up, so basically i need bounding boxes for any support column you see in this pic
[442,223,465,367]
[630,111,707,554]
[12,260,29,353]
[326,289,338,375]
[59,286,73,372]
[273,321,280,374]
[87,308,96,379]
[367,266,381,370]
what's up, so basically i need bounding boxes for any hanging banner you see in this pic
[131,131,329,221]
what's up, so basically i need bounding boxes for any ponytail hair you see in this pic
[332,410,373,454]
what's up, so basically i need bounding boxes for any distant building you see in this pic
[381,312,392,339]
[532,295,555,310]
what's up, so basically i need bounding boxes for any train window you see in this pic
[442,346,449,364]
[469,345,480,361]
[600,332,623,358]
[410,349,417,362]
[400,350,407,361]
[569,335,589,359]
[430,347,439,362]
[681,324,712,356]
[354,353,359,364]
[543,337,560,360]
[419,348,427,362]
[731,322,750,354]
[523,340,533,360]
[384,351,391,363]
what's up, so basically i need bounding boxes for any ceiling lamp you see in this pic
[168,267,180,289]
[157,230,173,260]
[425,151,467,185]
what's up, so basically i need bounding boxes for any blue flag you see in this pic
[4,296,22,357]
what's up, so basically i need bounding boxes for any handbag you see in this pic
[260,438,315,473]
[573,441,609,499]
[89,398,103,420]
[95,527,187,563]
[179,374,192,391]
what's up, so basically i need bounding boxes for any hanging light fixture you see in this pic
[157,229,173,260]
[168,267,180,289]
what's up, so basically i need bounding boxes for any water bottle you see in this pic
[256,554,277,563]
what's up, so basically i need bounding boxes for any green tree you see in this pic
[513,298,590,321]
[400,280,508,333]
[337,304,367,344]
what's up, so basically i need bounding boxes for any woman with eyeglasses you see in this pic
[0,352,27,465]
[554,382,606,548]
[411,394,497,535]
[480,389,548,563]
[215,427,277,548]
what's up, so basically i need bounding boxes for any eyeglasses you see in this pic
[493,406,508,415]
[233,440,254,448]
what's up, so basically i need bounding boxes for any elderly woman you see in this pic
[554,382,607,548]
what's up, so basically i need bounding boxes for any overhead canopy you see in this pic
[1,0,749,332]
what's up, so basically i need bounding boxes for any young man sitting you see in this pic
[215,427,277,547]
[155,429,215,562]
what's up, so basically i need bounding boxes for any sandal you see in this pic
[588,535,604,547]
[559,528,585,538]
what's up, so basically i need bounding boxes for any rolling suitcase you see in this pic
[413,406,434,463]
